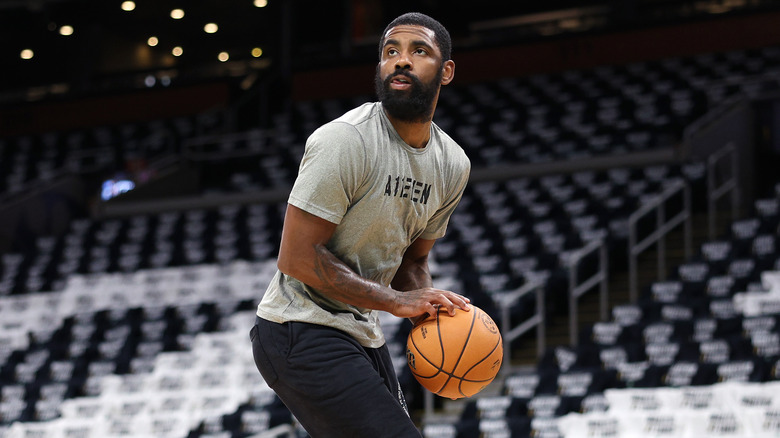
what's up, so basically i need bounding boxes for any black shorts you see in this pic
[250,316,422,438]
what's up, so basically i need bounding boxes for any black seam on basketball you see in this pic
[456,334,504,395]
[408,334,443,379]
[436,307,446,369]
[435,308,476,395]
[407,307,449,379]
[432,307,449,393]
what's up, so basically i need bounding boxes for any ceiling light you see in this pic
[121,1,136,11]
[254,0,268,7]
[59,25,74,36]
[204,23,218,34]
[147,36,159,47]
[170,9,184,19]
[20,49,34,60]
[172,46,183,56]
[251,47,263,57]
[218,52,229,62]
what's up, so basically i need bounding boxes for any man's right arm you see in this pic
[276,204,469,319]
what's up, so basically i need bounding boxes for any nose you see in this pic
[394,51,412,70]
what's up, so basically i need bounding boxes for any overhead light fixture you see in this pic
[251,47,263,57]
[172,46,183,56]
[121,1,136,11]
[20,49,34,60]
[204,23,218,34]
[147,36,159,47]
[218,51,229,62]
[59,25,74,36]
[170,9,185,19]
[254,0,268,7]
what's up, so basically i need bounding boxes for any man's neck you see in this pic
[384,111,433,149]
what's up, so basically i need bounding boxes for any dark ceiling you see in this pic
[1,0,283,95]
[2,0,779,104]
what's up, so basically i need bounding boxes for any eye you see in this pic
[414,48,428,55]
[387,48,398,56]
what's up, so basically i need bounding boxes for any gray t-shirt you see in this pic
[256,102,470,348]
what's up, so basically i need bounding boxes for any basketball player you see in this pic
[250,12,471,437]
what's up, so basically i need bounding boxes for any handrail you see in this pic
[567,239,609,346]
[707,142,740,239]
[682,94,744,141]
[496,280,546,369]
[627,178,692,302]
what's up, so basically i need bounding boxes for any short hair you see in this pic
[378,12,452,63]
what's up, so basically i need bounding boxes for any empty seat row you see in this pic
[281,46,780,172]
[0,204,285,296]
[557,381,780,438]
[2,309,274,437]
[0,111,226,197]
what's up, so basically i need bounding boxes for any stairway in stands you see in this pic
[509,211,728,368]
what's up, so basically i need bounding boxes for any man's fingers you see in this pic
[448,293,470,311]
[393,288,472,319]
[435,292,471,316]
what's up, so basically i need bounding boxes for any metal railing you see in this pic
[567,239,609,346]
[627,178,692,302]
[707,142,740,240]
[496,280,547,369]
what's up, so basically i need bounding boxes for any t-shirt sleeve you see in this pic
[288,122,366,224]
[420,153,471,240]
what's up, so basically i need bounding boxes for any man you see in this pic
[250,12,471,437]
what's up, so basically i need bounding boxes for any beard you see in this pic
[375,66,442,123]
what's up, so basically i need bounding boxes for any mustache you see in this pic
[386,70,421,85]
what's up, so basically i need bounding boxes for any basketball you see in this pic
[406,304,503,400]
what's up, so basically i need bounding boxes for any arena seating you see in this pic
[420,185,780,437]
[431,165,705,334]
[556,381,780,437]
[2,43,780,438]
[0,46,779,202]
[0,261,278,436]
[0,111,226,200]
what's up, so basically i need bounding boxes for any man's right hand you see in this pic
[392,287,471,322]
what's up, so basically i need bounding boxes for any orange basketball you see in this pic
[406,304,503,400]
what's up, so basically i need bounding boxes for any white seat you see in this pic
[147,411,197,438]
[761,271,780,293]
[557,411,622,438]
[5,419,66,438]
[734,290,780,317]
[612,304,643,326]
[422,423,458,438]
[59,396,107,420]
[503,372,540,398]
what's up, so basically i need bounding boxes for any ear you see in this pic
[440,60,455,86]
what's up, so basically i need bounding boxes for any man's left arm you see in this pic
[392,237,467,325]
